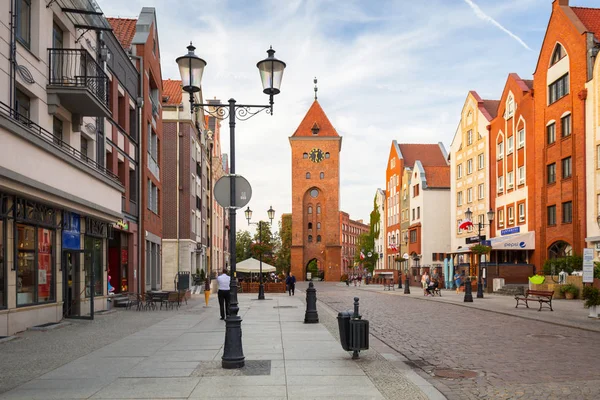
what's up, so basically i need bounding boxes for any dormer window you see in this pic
[507,96,514,117]
[311,123,320,135]
[551,43,565,66]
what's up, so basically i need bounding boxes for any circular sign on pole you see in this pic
[403,253,409,260]
[214,175,252,209]
[367,252,372,258]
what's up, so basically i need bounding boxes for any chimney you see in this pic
[557,0,569,6]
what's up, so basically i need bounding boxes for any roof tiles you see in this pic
[291,101,339,137]
[162,79,182,106]
[398,144,447,168]
[423,165,450,189]
[572,7,600,41]
[107,18,137,50]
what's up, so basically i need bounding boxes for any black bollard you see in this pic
[304,281,319,323]
[463,277,473,302]
[352,297,362,359]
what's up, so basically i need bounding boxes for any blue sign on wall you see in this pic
[500,226,520,236]
[62,213,81,250]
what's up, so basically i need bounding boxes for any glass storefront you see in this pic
[84,236,103,297]
[0,219,5,309]
[16,224,55,305]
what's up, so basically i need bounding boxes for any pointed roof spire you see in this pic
[314,77,318,100]
[291,101,339,137]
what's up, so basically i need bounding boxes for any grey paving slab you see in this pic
[39,356,145,379]
[91,377,200,399]
[0,377,115,399]
[149,349,220,362]
[189,383,286,398]
[287,384,384,398]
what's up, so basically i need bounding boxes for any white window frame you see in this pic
[497,142,504,160]
[467,159,473,175]
[518,203,525,222]
[507,171,514,189]
[518,129,525,148]
[457,191,463,206]
[507,136,514,155]
[457,164,463,178]
[518,166,525,185]
[497,176,504,193]
[478,153,484,170]
[467,129,473,145]
[508,206,514,224]
[498,209,504,228]
[478,183,484,200]
[467,188,473,203]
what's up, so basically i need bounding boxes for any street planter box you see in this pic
[266,283,286,293]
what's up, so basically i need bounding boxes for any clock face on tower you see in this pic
[309,148,324,163]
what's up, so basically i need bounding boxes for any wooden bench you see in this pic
[515,290,554,312]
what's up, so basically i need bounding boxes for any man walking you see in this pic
[217,268,230,320]
[286,272,296,296]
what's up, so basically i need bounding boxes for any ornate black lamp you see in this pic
[245,206,275,300]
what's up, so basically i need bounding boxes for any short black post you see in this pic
[464,276,473,302]
[404,274,410,294]
[352,297,361,359]
[304,281,319,323]
[398,272,402,289]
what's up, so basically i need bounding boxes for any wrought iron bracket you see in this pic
[189,93,274,121]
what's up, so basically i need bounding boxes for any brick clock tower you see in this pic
[289,100,342,281]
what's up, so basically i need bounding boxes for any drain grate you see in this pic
[433,368,479,379]
[273,306,297,309]
[192,360,271,377]
[527,333,565,339]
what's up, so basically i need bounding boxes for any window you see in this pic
[306,172,311,179]
[320,172,324,179]
[547,123,556,144]
[457,191,463,206]
[561,114,571,137]
[478,153,484,170]
[547,163,556,184]
[316,205,321,214]
[16,225,55,305]
[317,222,321,230]
[551,44,564,65]
[497,176,504,192]
[413,184,419,197]
[508,206,514,224]
[457,164,463,178]
[325,152,330,159]
[497,142,504,159]
[518,203,525,222]
[562,201,572,223]
[410,230,417,243]
[547,205,556,225]
[467,188,472,203]
[478,183,484,200]
[308,222,313,230]
[517,129,525,148]
[507,171,514,189]
[498,209,504,228]
[457,219,463,234]
[308,206,312,214]
[147,180,159,214]
[549,74,569,104]
[507,136,514,155]
[15,88,31,120]
[81,137,88,161]
[0,219,4,308]
[16,0,31,47]
[467,159,473,175]
[310,189,318,198]
[412,208,415,220]
[597,145,600,169]
[303,153,308,159]
[417,207,420,219]
[52,117,63,146]
[308,235,313,243]
[478,214,484,227]
[518,166,525,185]
[467,129,473,145]
[316,235,321,243]
[507,96,514,116]
[562,157,572,179]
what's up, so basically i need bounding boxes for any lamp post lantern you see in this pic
[177,43,286,369]
[464,207,495,299]
[245,206,275,300]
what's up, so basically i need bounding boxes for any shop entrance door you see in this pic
[62,250,80,318]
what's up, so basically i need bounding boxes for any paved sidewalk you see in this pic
[349,283,600,332]
[0,292,436,399]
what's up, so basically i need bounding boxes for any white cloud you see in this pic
[463,0,532,51]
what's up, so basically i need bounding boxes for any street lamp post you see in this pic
[464,207,495,299]
[403,233,410,293]
[177,43,286,369]
[245,206,275,300]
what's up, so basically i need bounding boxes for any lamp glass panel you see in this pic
[177,56,205,93]
[258,59,285,93]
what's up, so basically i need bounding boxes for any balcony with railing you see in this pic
[47,48,110,118]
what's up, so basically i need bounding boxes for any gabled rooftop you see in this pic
[291,101,339,138]
[107,17,137,50]
[397,143,447,168]
[162,79,182,106]
[571,7,600,41]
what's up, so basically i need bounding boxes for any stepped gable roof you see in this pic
[571,7,600,41]
[398,144,447,168]
[423,165,450,189]
[107,17,137,49]
[162,79,182,105]
[291,100,339,137]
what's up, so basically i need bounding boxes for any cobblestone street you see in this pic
[311,282,600,400]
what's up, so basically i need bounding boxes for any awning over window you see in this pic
[53,0,113,32]
[488,231,535,250]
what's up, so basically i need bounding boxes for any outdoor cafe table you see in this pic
[146,291,170,309]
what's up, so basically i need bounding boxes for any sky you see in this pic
[100,0,598,235]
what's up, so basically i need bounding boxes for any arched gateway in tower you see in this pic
[289,100,342,281]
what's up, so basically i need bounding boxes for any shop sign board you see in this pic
[583,248,594,283]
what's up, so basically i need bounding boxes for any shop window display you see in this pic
[84,236,103,297]
[16,224,54,305]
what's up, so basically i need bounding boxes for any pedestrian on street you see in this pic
[421,271,430,296]
[217,268,230,320]
[286,272,296,296]
[454,270,462,294]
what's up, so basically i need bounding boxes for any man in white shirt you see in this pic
[217,268,231,320]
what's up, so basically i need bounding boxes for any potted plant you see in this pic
[582,286,600,318]
[560,283,579,300]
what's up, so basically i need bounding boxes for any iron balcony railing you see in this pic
[47,48,109,108]
[0,101,121,185]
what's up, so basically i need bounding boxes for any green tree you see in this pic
[354,232,378,273]
[370,195,380,238]
[236,230,253,262]
[250,221,276,265]
[275,214,292,274]
[307,259,319,277]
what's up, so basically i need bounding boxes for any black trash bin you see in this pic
[337,310,353,351]
[350,318,369,351]
[177,271,190,291]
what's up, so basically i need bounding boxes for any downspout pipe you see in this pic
[129,53,144,294]
[8,0,15,111]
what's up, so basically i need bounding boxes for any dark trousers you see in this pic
[288,283,295,296]
[218,290,230,319]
